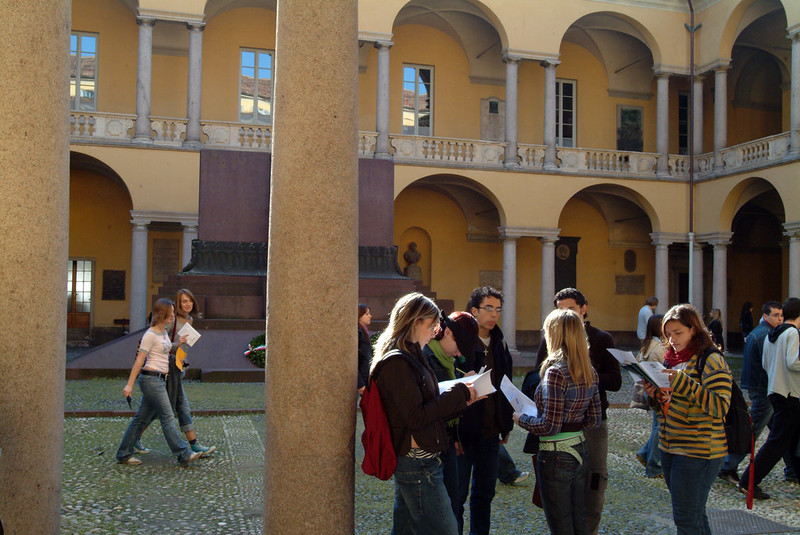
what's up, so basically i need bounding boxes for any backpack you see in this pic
[359,350,426,480]
[697,348,753,456]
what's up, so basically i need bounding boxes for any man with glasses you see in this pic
[534,287,621,535]
[453,287,515,535]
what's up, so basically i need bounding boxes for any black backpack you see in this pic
[696,348,753,456]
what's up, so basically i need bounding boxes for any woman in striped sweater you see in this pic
[643,304,732,535]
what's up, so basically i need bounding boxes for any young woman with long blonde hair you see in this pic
[513,308,600,534]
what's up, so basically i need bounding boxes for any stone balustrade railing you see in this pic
[70,111,795,179]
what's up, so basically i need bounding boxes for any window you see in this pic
[402,65,433,136]
[67,259,93,328]
[556,80,575,147]
[239,49,273,124]
[678,91,689,155]
[69,33,97,111]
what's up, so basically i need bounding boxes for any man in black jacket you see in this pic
[454,286,515,535]
[535,288,621,535]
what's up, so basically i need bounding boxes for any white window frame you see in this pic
[70,32,98,111]
[238,48,274,125]
[402,64,434,136]
[556,79,576,148]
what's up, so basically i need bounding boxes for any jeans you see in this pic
[538,440,589,535]
[393,455,458,535]
[662,452,723,535]
[456,437,499,535]
[116,374,193,464]
[497,444,521,484]
[740,393,800,487]
[441,442,460,518]
[637,411,662,477]
[141,371,194,433]
[583,420,608,535]
[721,387,772,473]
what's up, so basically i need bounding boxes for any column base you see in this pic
[132,136,153,145]
[656,170,671,179]
[503,160,520,169]
[543,163,558,171]
[183,139,202,150]
[374,151,393,161]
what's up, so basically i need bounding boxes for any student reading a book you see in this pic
[642,304,731,535]
[370,293,482,535]
[513,308,601,535]
[134,289,216,457]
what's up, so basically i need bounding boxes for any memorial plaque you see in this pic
[479,270,503,290]
[152,239,180,283]
[102,270,125,300]
[615,274,645,295]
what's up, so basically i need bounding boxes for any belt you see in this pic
[539,433,585,465]
[140,369,168,380]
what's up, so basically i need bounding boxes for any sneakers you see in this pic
[646,473,664,479]
[513,471,530,484]
[718,470,739,486]
[133,438,151,454]
[117,456,142,465]
[635,453,647,468]
[736,483,770,500]
[181,450,204,467]
[190,442,217,457]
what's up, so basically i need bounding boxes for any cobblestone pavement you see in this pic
[61,367,800,534]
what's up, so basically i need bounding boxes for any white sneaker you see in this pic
[118,456,142,465]
[181,450,204,466]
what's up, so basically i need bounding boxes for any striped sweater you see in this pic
[657,350,732,459]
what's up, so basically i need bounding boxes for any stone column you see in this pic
[129,220,149,331]
[709,233,733,347]
[651,233,671,313]
[184,23,205,148]
[785,222,800,296]
[539,234,559,325]
[693,76,704,157]
[181,222,198,270]
[656,73,670,177]
[133,18,155,144]
[265,1,358,533]
[504,56,519,168]
[374,41,392,159]
[0,2,69,532]
[791,32,800,156]
[542,60,560,171]
[713,65,728,169]
[500,230,518,354]
[692,241,704,313]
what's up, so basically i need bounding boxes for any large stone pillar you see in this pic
[785,222,800,296]
[539,232,559,325]
[693,76,704,157]
[656,72,670,177]
[0,2,69,532]
[651,233,671,313]
[265,1,358,533]
[709,233,733,347]
[542,60,560,171]
[713,64,729,169]
[374,40,392,159]
[184,23,205,149]
[129,219,149,331]
[500,229,518,354]
[790,32,800,156]
[133,18,155,144]
[691,240,704,313]
[504,56,519,168]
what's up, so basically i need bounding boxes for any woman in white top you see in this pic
[635,314,666,478]
[115,298,203,466]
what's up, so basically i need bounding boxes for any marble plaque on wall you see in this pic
[615,274,645,295]
[479,270,503,290]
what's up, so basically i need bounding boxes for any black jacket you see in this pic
[357,328,372,390]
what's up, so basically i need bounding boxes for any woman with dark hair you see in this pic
[643,304,732,534]
[357,303,372,396]
[739,302,754,342]
[115,298,204,467]
[635,314,666,478]
[370,293,481,534]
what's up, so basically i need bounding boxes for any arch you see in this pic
[717,0,787,60]
[718,176,785,231]
[70,151,132,202]
[204,0,276,21]
[559,183,659,241]
[558,10,662,66]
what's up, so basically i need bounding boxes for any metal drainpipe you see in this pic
[686,0,700,307]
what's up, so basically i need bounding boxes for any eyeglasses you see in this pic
[477,306,502,314]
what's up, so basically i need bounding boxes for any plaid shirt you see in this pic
[518,360,601,436]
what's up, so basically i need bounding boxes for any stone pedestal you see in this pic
[265,1,358,532]
[0,2,70,532]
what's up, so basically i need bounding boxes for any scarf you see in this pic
[664,345,695,368]
[427,339,456,380]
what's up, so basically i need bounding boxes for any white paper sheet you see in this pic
[439,369,496,397]
[500,376,537,417]
[177,322,201,347]
[608,348,670,388]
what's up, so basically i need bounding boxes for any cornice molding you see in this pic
[500,226,560,239]
[130,210,199,226]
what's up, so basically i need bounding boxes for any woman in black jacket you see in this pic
[357,303,372,396]
[371,293,481,535]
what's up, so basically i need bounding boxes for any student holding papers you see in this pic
[513,308,600,535]
[134,289,216,457]
[642,304,732,535]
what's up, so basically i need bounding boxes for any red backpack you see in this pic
[359,350,426,480]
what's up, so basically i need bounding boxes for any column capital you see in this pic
[712,59,731,72]
[130,210,198,227]
[372,40,393,49]
[697,231,733,246]
[784,221,800,238]
[136,17,156,27]
[787,24,800,41]
[650,232,684,246]
[540,59,561,68]
[359,31,393,47]
[502,53,522,64]
[186,22,206,31]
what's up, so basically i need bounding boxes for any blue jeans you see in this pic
[537,440,589,535]
[393,455,458,535]
[721,387,772,473]
[441,442,460,518]
[456,437,499,535]
[637,411,662,476]
[497,444,521,484]
[141,371,194,433]
[116,374,193,464]
[662,452,723,535]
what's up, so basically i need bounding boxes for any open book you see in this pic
[439,369,496,397]
[607,348,671,389]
